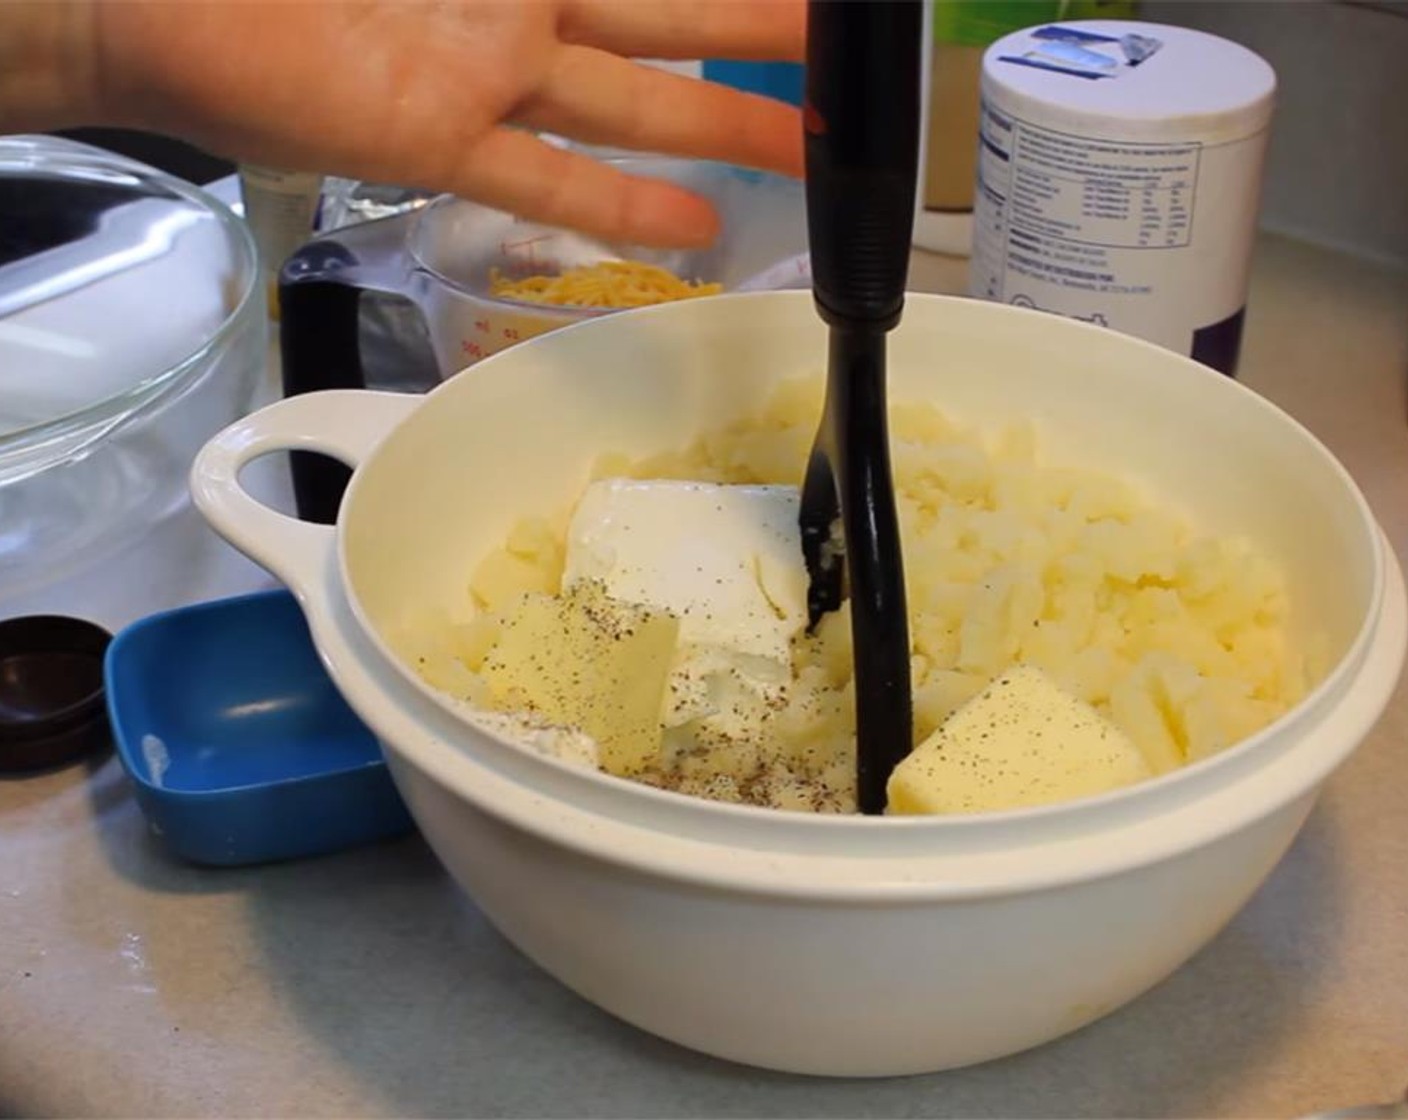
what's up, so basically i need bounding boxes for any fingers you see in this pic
[560,0,805,62]
[86,0,797,249]
[448,127,724,247]
[514,47,802,178]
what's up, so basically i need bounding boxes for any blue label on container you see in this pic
[998,25,1163,79]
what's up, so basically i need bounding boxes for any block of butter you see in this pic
[887,665,1153,815]
[479,580,679,777]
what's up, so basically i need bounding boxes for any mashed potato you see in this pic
[417,378,1317,813]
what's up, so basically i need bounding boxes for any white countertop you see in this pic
[2,234,1406,1118]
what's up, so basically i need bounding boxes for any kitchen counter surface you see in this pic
[2,234,1406,1119]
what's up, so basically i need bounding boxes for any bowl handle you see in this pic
[190,389,421,596]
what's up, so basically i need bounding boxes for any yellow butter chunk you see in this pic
[887,665,1153,815]
[479,581,679,777]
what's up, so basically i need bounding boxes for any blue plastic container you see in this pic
[104,589,414,866]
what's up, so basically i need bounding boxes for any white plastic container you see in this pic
[968,21,1276,375]
[192,291,1403,1077]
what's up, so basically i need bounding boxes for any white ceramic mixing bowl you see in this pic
[191,292,1405,1078]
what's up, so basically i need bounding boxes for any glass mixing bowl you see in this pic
[0,135,266,594]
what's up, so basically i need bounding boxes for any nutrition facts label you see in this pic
[972,103,1202,304]
[1012,128,1198,248]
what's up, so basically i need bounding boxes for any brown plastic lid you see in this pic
[0,615,113,772]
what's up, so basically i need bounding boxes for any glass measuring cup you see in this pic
[278,156,809,521]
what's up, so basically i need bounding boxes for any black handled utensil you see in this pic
[801,0,921,815]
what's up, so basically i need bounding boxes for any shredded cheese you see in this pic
[489,260,723,309]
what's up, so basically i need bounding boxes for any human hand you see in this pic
[52,0,803,247]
